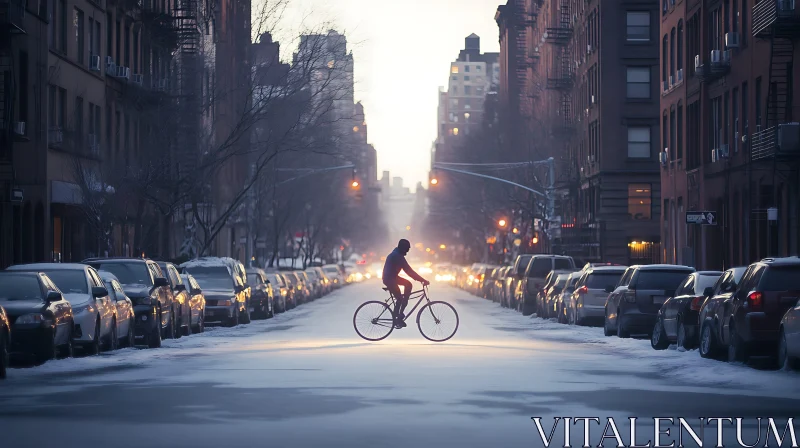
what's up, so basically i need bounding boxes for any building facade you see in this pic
[660,0,800,269]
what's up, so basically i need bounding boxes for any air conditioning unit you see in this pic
[105,56,115,74]
[777,122,800,152]
[694,55,701,70]
[777,0,795,12]
[677,68,684,82]
[12,121,25,135]
[669,75,674,86]
[589,154,596,163]
[710,49,722,64]
[659,151,668,166]
[115,66,130,80]
[131,74,143,85]
[90,55,101,72]
[711,148,718,163]
[725,32,741,48]
[590,94,596,105]
[587,44,593,54]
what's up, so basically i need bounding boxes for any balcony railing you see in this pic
[752,0,800,38]
[0,0,26,34]
[751,123,800,161]
[546,73,574,90]
[544,26,573,45]
[696,50,731,82]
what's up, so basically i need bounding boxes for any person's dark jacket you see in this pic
[382,248,425,283]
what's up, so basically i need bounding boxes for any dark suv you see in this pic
[517,255,576,316]
[83,257,176,348]
[712,257,800,363]
[604,264,695,338]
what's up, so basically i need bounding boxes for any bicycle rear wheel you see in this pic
[353,301,395,341]
[417,301,459,342]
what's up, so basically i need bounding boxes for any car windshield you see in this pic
[184,266,233,290]
[587,272,625,289]
[306,271,318,279]
[760,266,800,291]
[324,267,339,274]
[40,270,88,294]
[634,270,693,290]
[516,256,532,275]
[267,275,283,287]
[93,263,152,286]
[0,276,43,302]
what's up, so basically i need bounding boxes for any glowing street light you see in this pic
[439,244,447,250]
[351,180,360,189]
[512,227,519,234]
[406,225,411,231]
[430,177,439,185]
[498,219,507,227]
[426,247,431,252]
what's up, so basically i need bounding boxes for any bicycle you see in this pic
[353,285,459,342]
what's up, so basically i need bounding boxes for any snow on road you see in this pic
[1,282,798,448]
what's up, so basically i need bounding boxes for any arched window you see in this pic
[670,27,676,81]
[677,20,684,72]
[662,35,669,83]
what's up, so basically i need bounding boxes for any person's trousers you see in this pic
[384,277,412,319]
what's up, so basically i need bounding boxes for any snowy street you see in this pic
[1,282,799,447]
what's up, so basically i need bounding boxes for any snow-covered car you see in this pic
[180,259,250,327]
[322,265,344,288]
[83,257,177,348]
[6,263,117,354]
[180,274,206,333]
[0,271,75,364]
[97,271,137,347]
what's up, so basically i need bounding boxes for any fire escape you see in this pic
[1,0,26,202]
[749,0,800,257]
[173,0,201,176]
[544,0,574,137]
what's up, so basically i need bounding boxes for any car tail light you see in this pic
[577,286,588,294]
[690,296,704,311]
[747,291,763,310]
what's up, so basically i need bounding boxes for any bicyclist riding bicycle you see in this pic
[383,239,429,328]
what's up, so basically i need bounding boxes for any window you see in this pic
[451,75,458,81]
[464,85,472,95]
[105,106,111,157]
[464,76,470,81]
[115,110,121,155]
[59,0,67,52]
[677,104,683,159]
[628,184,652,220]
[74,96,84,148]
[742,81,748,137]
[755,77,762,129]
[626,12,650,41]
[58,88,66,128]
[626,67,650,98]
[663,113,669,156]
[115,20,121,62]
[628,126,651,158]
[677,21,683,71]
[124,22,130,67]
[75,8,84,65]
[133,29,139,73]
[670,28,675,77]
[451,65,459,74]
[19,52,28,126]
[477,65,482,71]
[451,86,458,94]
[741,0,748,46]
[48,85,56,128]
[732,87,739,152]
[662,35,668,82]
[733,0,739,33]
[464,65,470,72]
[106,13,113,61]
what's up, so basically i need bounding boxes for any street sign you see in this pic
[686,211,717,225]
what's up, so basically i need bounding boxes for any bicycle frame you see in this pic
[385,286,431,322]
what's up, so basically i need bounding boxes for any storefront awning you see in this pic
[51,181,82,205]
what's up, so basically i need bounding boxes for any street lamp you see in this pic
[439,244,446,250]
[351,180,360,189]
[430,177,438,185]
[512,227,519,234]
[498,219,507,227]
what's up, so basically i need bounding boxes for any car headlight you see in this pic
[16,313,46,325]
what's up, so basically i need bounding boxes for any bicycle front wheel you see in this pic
[417,301,459,342]
[353,301,395,341]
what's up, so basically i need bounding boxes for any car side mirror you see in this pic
[175,284,186,292]
[46,291,63,302]
[153,277,169,288]
[703,286,714,297]
[604,285,614,293]
[91,286,109,298]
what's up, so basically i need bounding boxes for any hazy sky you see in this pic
[276,0,503,188]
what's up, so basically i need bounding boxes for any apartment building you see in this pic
[659,0,800,269]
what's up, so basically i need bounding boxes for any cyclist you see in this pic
[382,239,429,328]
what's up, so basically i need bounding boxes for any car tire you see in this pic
[241,303,251,324]
[778,329,799,370]
[58,328,74,359]
[677,318,693,350]
[227,308,240,327]
[184,311,193,336]
[174,310,183,339]
[0,330,7,380]
[86,321,101,356]
[616,313,630,338]
[124,319,135,348]
[651,317,669,350]
[164,308,176,340]
[193,311,205,333]
[699,321,719,359]
[104,319,118,352]
[603,310,614,337]
[148,310,163,348]
[727,323,747,363]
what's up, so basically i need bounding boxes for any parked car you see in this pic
[568,266,627,326]
[707,257,800,363]
[266,272,291,312]
[180,274,207,333]
[696,267,748,358]
[779,298,800,370]
[313,267,332,295]
[492,267,510,303]
[652,271,723,350]
[281,271,302,305]
[97,271,137,348]
[0,271,75,364]
[289,272,309,303]
[8,263,118,354]
[180,259,250,327]
[303,270,322,300]
[541,272,576,318]
[156,261,192,337]
[603,264,695,338]
[517,255,576,316]
[247,268,274,319]
[555,272,580,323]
[84,257,176,347]
[0,305,8,379]
[323,265,344,288]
